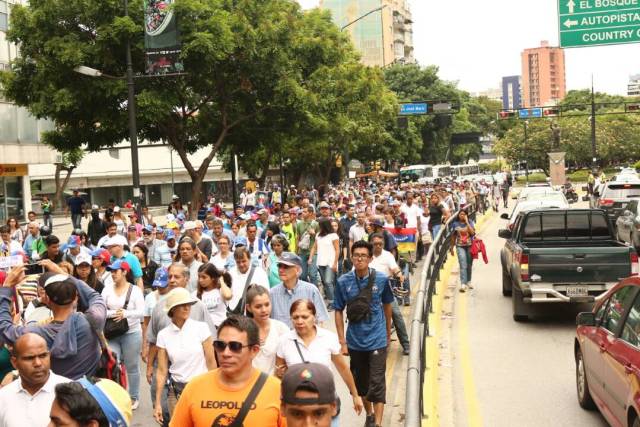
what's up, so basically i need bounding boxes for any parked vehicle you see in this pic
[501,196,570,228]
[575,277,640,427]
[499,209,638,322]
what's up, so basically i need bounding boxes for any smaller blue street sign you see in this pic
[518,108,543,119]
[400,103,428,115]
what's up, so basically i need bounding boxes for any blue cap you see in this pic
[107,259,130,272]
[278,252,302,268]
[234,236,248,247]
[152,267,169,288]
[66,236,80,249]
[225,211,234,218]
[143,225,154,233]
[165,230,176,240]
[156,226,164,233]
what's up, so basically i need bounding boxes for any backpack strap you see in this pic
[226,372,269,427]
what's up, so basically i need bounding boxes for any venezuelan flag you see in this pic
[386,227,417,254]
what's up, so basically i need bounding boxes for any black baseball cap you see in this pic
[281,363,336,405]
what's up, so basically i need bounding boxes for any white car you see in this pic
[517,185,555,202]
[503,196,570,227]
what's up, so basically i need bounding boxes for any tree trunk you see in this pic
[190,176,204,220]
[53,164,74,212]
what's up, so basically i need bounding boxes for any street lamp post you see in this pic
[524,120,529,184]
[124,0,141,217]
[339,4,387,181]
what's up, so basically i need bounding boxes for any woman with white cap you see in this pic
[73,252,104,293]
[154,287,216,423]
[101,259,144,410]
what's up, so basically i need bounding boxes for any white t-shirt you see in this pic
[144,291,166,318]
[252,319,290,375]
[316,233,339,267]
[349,224,367,244]
[370,250,399,276]
[401,204,422,228]
[101,283,145,332]
[276,327,340,369]
[156,318,211,383]
[193,288,227,327]
[228,266,269,311]
[0,372,69,427]
[210,253,232,271]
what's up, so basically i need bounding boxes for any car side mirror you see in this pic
[500,213,509,220]
[498,229,512,239]
[576,312,596,327]
[582,195,590,202]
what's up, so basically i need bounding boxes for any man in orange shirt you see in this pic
[170,315,285,427]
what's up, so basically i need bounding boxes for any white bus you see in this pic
[400,165,433,182]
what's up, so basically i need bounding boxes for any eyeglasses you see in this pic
[352,254,370,259]
[213,340,252,353]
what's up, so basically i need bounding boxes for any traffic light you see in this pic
[543,107,560,117]
[498,110,517,120]
[627,103,640,112]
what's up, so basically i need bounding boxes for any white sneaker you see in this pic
[459,285,467,293]
[467,282,474,289]
[131,399,139,410]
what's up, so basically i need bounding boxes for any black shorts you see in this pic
[348,347,387,403]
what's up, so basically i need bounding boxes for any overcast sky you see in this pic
[298,0,640,95]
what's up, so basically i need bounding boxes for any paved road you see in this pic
[439,204,609,427]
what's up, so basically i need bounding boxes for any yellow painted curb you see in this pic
[421,209,494,427]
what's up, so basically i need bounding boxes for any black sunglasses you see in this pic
[213,340,252,353]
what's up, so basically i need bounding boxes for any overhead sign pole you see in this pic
[558,0,640,48]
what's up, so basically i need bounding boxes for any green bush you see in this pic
[634,160,640,170]
[516,172,547,183]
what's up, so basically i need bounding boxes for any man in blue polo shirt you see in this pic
[269,252,328,328]
[104,234,143,290]
[66,190,86,230]
[334,240,393,427]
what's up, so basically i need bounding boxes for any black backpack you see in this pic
[346,270,376,323]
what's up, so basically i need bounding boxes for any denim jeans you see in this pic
[431,224,442,240]
[299,253,319,286]
[108,329,142,400]
[391,299,409,350]
[43,213,53,229]
[71,213,82,230]
[318,265,336,304]
[456,246,473,285]
[149,360,170,427]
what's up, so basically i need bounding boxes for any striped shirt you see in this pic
[269,280,329,328]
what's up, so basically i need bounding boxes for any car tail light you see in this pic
[599,199,614,207]
[632,252,639,276]
[517,252,529,281]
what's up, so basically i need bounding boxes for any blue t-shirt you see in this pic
[334,268,394,351]
[450,219,475,247]
[67,196,85,214]
[112,252,143,279]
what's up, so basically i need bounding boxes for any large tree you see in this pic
[1,0,361,216]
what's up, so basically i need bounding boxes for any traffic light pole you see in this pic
[590,81,598,169]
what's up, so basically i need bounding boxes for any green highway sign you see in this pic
[558,0,640,48]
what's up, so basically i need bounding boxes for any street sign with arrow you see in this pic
[558,0,640,48]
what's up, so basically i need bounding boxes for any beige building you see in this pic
[521,40,566,107]
[319,0,414,67]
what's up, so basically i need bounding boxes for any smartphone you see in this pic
[24,263,44,275]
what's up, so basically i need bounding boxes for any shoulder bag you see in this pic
[103,285,133,339]
[346,269,376,323]
[226,371,269,427]
[227,265,255,315]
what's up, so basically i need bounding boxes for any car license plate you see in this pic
[567,286,589,297]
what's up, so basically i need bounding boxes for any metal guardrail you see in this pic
[405,212,459,427]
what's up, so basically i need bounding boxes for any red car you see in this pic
[576,276,640,427]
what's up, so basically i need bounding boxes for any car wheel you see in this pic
[576,347,596,410]
[512,286,528,322]
[502,267,512,297]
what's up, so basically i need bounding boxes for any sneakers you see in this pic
[402,347,410,356]
[467,282,474,289]
[459,284,467,293]
[131,399,139,410]
[365,414,376,427]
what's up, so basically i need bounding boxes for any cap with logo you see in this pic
[104,235,127,247]
[371,217,385,227]
[143,225,154,234]
[234,236,248,247]
[74,252,92,266]
[152,267,169,288]
[281,363,337,405]
[66,236,81,249]
[78,378,132,427]
[318,201,330,209]
[278,252,302,268]
[183,221,197,231]
[91,248,111,265]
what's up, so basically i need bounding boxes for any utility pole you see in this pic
[590,76,597,170]
[524,120,529,184]
[124,0,141,218]
[231,153,238,209]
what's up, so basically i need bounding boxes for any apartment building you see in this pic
[521,41,566,107]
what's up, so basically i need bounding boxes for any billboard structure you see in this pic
[144,0,184,75]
